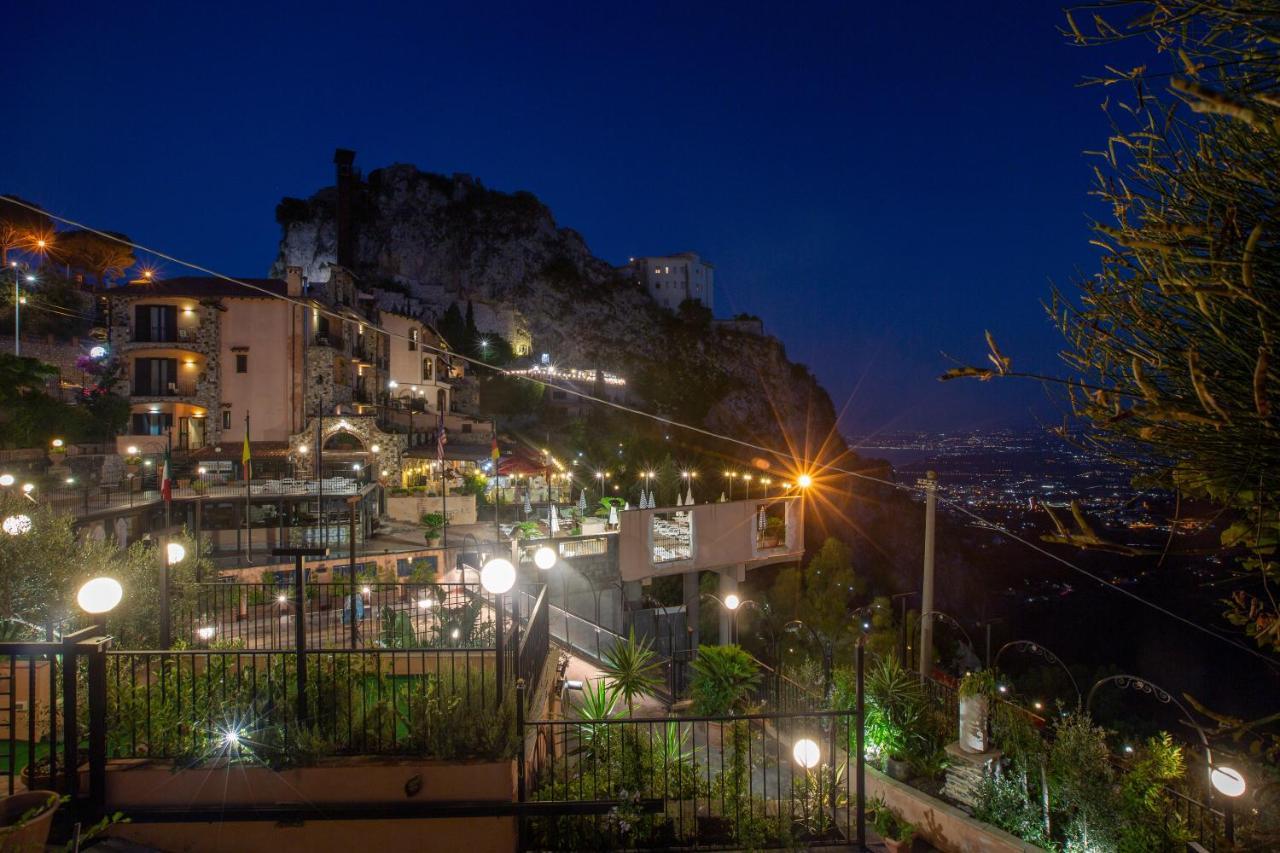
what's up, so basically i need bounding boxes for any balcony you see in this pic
[132,378,198,397]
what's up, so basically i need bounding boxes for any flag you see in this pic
[490,436,500,465]
[436,410,447,464]
[241,428,252,480]
[160,449,173,503]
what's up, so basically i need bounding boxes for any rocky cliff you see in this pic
[271,163,838,452]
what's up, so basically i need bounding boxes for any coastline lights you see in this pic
[481,558,516,595]
[77,577,124,614]
[533,545,556,570]
[792,738,821,770]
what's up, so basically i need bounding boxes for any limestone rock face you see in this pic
[271,164,838,450]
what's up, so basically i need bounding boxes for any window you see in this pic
[131,412,172,436]
[755,502,787,550]
[422,357,433,381]
[222,411,231,430]
[132,358,179,395]
[235,354,248,373]
[409,329,418,351]
[461,423,472,433]
[134,305,178,342]
[651,512,692,563]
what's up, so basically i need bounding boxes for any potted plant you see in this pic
[863,657,927,781]
[191,478,209,495]
[870,798,916,852]
[123,454,143,476]
[47,439,68,465]
[758,515,786,548]
[421,511,445,545]
[957,670,996,753]
[0,790,59,851]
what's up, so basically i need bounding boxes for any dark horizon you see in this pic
[2,1,1147,436]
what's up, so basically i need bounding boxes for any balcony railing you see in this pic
[131,379,198,397]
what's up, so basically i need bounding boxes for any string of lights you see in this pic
[6,195,1276,668]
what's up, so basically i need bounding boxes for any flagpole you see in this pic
[244,411,251,562]
[164,430,172,530]
[438,409,447,554]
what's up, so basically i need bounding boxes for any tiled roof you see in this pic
[113,277,289,299]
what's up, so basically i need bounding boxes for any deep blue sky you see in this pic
[3,1,1141,436]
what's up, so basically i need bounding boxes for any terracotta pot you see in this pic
[883,837,912,853]
[0,790,59,852]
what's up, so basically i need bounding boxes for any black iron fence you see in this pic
[104,647,513,761]
[174,581,502,650]
[522,709,858,850]
[0,628,111,819]
[518,585,550,698]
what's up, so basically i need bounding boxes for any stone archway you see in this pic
[288,415,407,483]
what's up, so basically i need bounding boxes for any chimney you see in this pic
[334,148,356,269]
[285,265,304,297]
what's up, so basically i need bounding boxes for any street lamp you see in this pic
[0,474,13,487]
[166,542,186,565]
[534,545,556,570]
[482,557,517,705]
[796,473,813,490]
[723,470,734,501]
[742,474,753,499]
[77,577,123,614]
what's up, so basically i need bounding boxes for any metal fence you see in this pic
[175,581,501,650]
[522,709,858,850]
[103,647,513,761]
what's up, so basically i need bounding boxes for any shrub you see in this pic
[688,645,760,716]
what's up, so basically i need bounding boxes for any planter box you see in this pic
[108,757,517,853]
[867,767,1047,853]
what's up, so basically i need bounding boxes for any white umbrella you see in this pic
[685,485,694,505]
[675,492,684,507]
[523,489,533,517]
[624,501,631,510]
[550,502,560,534]
[608,504,619,526]
[719,492,727,503]
[577,489,587,513]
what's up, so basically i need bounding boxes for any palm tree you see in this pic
[599,628,663,716]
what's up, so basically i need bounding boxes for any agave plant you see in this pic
[599,629,663,716]
[573,678,620,757]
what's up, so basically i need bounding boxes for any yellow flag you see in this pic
[242,433,251,466]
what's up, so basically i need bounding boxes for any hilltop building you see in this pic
[624,252,714,313]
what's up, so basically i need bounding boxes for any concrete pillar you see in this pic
[623,580,643,633]
[683,571,700,651]
[718,568,741,645]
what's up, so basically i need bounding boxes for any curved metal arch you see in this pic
[1086,674,1211,758]
[993,639,1082,708]
[919,609,975,651]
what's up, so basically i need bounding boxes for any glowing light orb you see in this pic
[89,346,107,358]
[77,577,123,614]
[166,542,186,564]
[793,738,820,769]
[3,515,33,536]
[197,626,215,641]
[481,558,516,594]
[1211,766,1246,798]
[796,474,813,489]
[533,546,556,570]
[0,475,13,487]
[724,594,741,611]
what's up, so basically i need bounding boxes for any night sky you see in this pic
[4,1,1146,436]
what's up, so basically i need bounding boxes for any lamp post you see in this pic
[702,592,744,644]
[917,471,938,679]
[1087,674,1246,843]
[482,557,517,706]
[159,541,185,648]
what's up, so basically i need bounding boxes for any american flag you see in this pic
[436,409,447,464]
